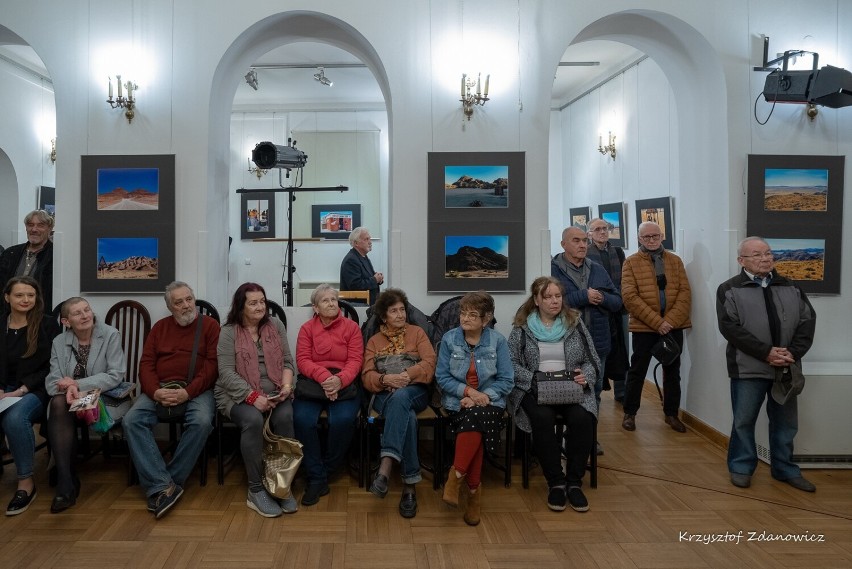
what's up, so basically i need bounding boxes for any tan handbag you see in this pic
[262,414,303,499]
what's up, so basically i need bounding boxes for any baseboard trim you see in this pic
[640,378,729,450]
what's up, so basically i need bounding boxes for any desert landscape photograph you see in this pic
[765,238,825,281]
[764,168,828,211]
[444,235,508,278]
[97,237,159,280]
[97,167,160,210]
[444,165,509,208]
[602,210,622,240]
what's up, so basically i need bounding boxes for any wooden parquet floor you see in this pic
[2,390,851,569]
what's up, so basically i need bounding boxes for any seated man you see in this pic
[124,281,220,518]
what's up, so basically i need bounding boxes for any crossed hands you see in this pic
[766,346,795,367]
[460,387,490,409]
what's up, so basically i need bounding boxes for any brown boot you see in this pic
[442,467,464,508]
[463,486,481,526]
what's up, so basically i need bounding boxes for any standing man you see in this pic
[621,222,691,433]
[552,226,622,417]
[586,218,629,403]
[340,226,383,305]
[124,281,220,518]
[716,237,816,492]
[0,210,54,306]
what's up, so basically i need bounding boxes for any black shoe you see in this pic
[369,474,389,499]
[153,483,184,519]
[399,491,417,518]
[6,488,37,516]
[50,494,76,514]
[567,486,589,512]
[302,482,330,506]
[547,486,567,512]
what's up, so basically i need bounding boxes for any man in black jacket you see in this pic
[0,210,54,307]
[339,226,382,305]
[716,236,816,492]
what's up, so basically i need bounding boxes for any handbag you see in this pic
[262,414,304,499]
[651,333,681,366]
[155,315,204,422]
[535,369,588,405]
[374,353,420,375]
[295,372,358,401]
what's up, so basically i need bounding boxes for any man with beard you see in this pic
[124,281,220,518]
[0,210,54,305]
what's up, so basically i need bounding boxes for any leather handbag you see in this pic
[534,370,588,405]
[651,333,681,366]
[374,353,420,375]
[262,414,304,499]
[295,372,358,401]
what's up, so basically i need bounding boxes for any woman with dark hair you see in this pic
[435,290,513,526]
[214,282,297,517]
[362,288,435,518]
[46,296,125,513]
[507,276,599,513]
[0,276,55,515]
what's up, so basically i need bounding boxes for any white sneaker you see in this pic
[247,489,283,518]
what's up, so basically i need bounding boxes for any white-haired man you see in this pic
[339,226,383,304]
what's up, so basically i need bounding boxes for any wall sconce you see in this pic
[460,73,490,120]
[598,132,616,159]
[49,138,57,164]
[313,67,333,87]
[106,75,137,123]
[247,157,268,179]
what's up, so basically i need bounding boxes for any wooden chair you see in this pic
[195,299,220,324]
[520,415,597,489]
[105,300,152,389]
[339,290,370,306]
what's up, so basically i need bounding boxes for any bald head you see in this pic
[561,226,588,265]
[638,222,663,251]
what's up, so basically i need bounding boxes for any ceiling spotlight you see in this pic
[313,67,333,87]
[244,69,258,91]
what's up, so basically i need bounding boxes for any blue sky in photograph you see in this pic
[98,238,158,261]
[444,165,508,184]
[764,168,828,188]
[445,235,508,255]
[602,211,621,228]
[765,238,824,251]
[97,168,160,195]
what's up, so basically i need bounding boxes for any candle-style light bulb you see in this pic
[117,75,123,99]
[108,77,113,100]
[461,74,466,98]
[483,74,490,97]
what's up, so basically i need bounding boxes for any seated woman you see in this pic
[0,276,55,516]
[362,288,436,518]
[436,291,513,526]
[293,284,363,507]
[46,296,126,513]
[507,276,599,513]
[214,283,297,518]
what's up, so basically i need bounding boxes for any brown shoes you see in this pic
[665,415,687,433]
[622,414,636,431]
[442,467,464,508]
[463,486,481,526]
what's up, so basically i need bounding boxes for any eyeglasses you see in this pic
[639,233,662,241]
[590,227,609,233]
[740,251,773,259]
[460,311,482,320]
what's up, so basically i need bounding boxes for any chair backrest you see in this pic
[338,289,370,306]
[52,302,66,331]
[361,300,437,346]
[337,299,359,325]
[104,300,152,387]
[195,299,220,324]
[430,295,496,349]
[266,299,287,328]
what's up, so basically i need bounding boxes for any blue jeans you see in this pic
[124,391,215,497]
[728,377,801,481]
[0,393,44,479]
[371,384,429,484]
[293,395,360,486]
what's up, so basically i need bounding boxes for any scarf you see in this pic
[641,245,667,315]
[377,323,406,355]
[527,311,567,343]
[588,241,623,289]
[234,322,286,391]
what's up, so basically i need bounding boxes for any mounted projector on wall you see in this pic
[251,140,308,171]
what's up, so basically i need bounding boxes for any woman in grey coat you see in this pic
[46,297,126,513]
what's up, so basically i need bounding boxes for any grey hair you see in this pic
[638,221,661,235]
[349,226,369,247]
[164,281,194,307]
[737,236,770,257]
[587,217,606,229]
[24,209,55,229]
[310,283,338,305]
[60,296,89,319]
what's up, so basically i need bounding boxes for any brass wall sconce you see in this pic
[49,138,56,164]
[106,75,138,123]
[460,72,490,120]
[247,157,268,179]
[598,132,616,159]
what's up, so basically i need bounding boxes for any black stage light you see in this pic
[251,140,308,170]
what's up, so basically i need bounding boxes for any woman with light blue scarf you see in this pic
[507,276,600,514]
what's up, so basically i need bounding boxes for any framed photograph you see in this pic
[428,152,525,292]
[597,202,627,248]
[311,203,361,240]
[762,236,838,295]
[635,196,675,250]
[80,155,175,293]
[569,206,591,231]
[241,192,276,240]
[38,186,55,219]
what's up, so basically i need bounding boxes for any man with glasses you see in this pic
[0,210,54,306]
[586,218,628,404]
[716,237,816,492]
[621,221,692,432]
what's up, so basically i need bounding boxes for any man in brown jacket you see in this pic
[621,222,692,432]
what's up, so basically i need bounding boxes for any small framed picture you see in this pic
[241,192,276,240]
[597,202,627,248]
[635,197,675,250]
[311,204,361,240]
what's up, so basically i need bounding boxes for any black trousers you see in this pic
[623,329,683,417]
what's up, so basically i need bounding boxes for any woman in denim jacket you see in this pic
[435,291,513,526]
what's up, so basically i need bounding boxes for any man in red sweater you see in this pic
[124,281,220,518]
